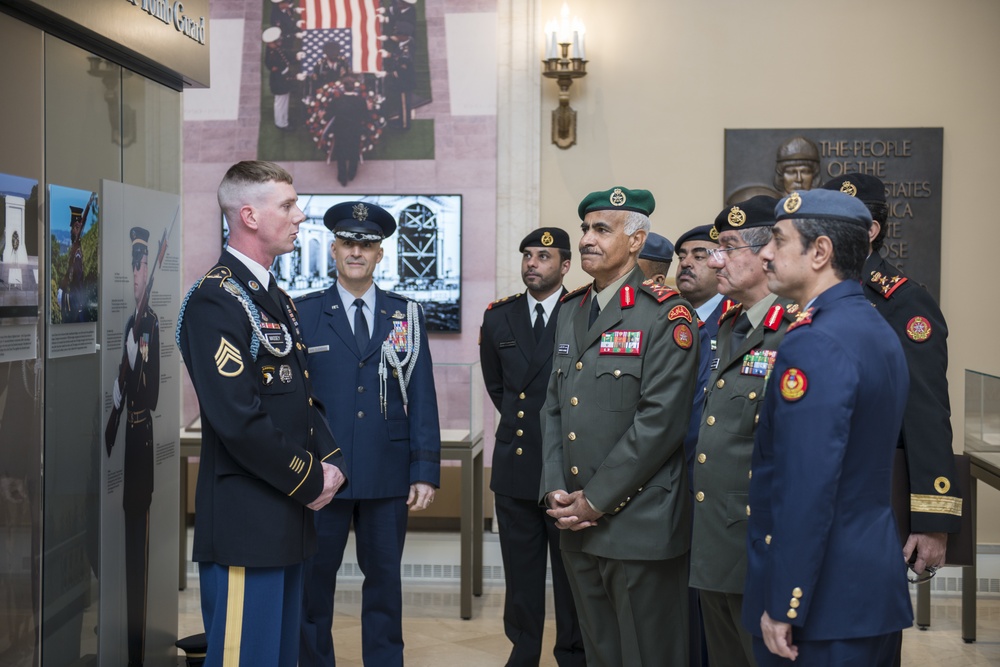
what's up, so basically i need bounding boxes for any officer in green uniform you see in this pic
[540,186,699,666]
[689,195,795,667]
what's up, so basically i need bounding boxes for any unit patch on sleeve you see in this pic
[667,305,693,323]
[905,316,932,342]
[599,330,642,355]
[672,323,694,350]
[779,368,808,401]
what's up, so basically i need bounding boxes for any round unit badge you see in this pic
[840,181,858,197]
[779,368,808,401]
[610,188,627,207]
[709,227,720,241]
[783,192,802,214]
[673,323,693,349]
[906,316,932,342]
[728,206,747,227]
[541,231,554,246]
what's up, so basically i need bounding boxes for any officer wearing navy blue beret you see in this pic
[743,189,913,665]
[542,186,698,665]
[637,231,675,286]
[821,175,960,575]
[480,227,585,666]
[297,201,441,667]
[177,161,348,666]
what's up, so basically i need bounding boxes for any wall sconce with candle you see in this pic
[542,3,587,149]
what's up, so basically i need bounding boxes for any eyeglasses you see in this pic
[907,564,938,585]
[708,243,766,261]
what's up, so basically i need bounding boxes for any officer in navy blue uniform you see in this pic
[296,201,441,667]
[177,161,348,667]
[821,175,960,568]
[743,189,913,665]
[480,227,585,667]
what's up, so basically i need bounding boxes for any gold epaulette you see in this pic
[718,302,743,325]
[640,279,680,303]
[869,270,908,299]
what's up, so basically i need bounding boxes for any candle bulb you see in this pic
[571,30,580,59]
[549,30,558,59]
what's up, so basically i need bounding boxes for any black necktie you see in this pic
[353,298,370,352]
[588,296,601,328]
[731,313,752,351]
[267,275,287,323]
[533,303,546,342]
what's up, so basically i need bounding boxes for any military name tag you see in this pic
[599,330,642,355]
[741,349,777,378]
[308,345,330,353]
[499,340,517,349]
[388,320,409,352]
[265,331,285,345]
[557,343,571,356]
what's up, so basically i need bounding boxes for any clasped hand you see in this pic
[545,489,603,530]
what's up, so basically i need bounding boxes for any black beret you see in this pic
[324,201,396,241]
[820,173,886,205]
[519,227,571,253]
[775,190,872,229]
[714,195,779,235]
[639,232,674,262]
[674,224,719,252]
[578,186,655,220]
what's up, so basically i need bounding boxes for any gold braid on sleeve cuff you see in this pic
[910,494,962,517]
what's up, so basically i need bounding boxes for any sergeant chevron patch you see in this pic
[215,337,244,377]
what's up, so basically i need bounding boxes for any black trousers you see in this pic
[494,493,585,667]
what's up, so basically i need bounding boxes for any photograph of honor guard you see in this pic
[105,226,160,667]
[742,190,913,666]
[689,195,794,667]
[540,186,699,666]
[821,175,960,581]
[480,227,585,667]
[296,201,440,667]
[177,161,348,667]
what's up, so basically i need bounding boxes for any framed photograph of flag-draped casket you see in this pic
[224,193,463,332]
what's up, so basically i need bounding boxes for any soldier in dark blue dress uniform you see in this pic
[480,227,585,667]
[296,201,440,667]
[743,189,913,666]
[177,161,348,667]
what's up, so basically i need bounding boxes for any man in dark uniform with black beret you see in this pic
[177,160,347,666]
[296,201,440,667]
[105,226,160,667]
[480,227,585,667]
[690,196,793,667]
[821,174,961,572]
[541,186,699,666]
[637,231,674,285]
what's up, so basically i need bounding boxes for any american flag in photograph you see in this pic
[301,0,384,74]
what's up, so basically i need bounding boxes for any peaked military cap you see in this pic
[714,195,779,234]
[324,201,397,241]
[675,224,720,252]
[639,232,674,262]
[130,226,150,265]
[520,227,571,253]
[775,189,872,229]
[578,186,655,220]
[820,173,886,205]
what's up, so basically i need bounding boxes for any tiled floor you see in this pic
[177,532,1000,666]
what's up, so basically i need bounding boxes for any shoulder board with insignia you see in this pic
[718,303,743,326]
[197,265,232,288]
[721,299,738,315]
[486,292,522,311]
[294,289,325,304]
[384,290,415,302]
[786,307,814,332]
[561,283,591,303]
[640,281,679,303]
[868,270,908,300]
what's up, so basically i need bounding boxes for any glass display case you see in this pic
[433,360,484,440]
[964,369,1000,452]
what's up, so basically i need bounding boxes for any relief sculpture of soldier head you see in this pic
[773,135,822,194]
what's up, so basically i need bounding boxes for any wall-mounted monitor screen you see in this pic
[224,194,462,332]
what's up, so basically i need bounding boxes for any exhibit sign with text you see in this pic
[100,181,181,667]
[724,128,943,301]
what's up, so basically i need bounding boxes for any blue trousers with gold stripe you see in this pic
[200,562,303,667]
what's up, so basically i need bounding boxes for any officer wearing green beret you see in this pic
[540,186,699,666]
[689,195,795,667]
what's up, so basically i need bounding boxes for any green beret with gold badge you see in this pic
[578,186,655,220]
